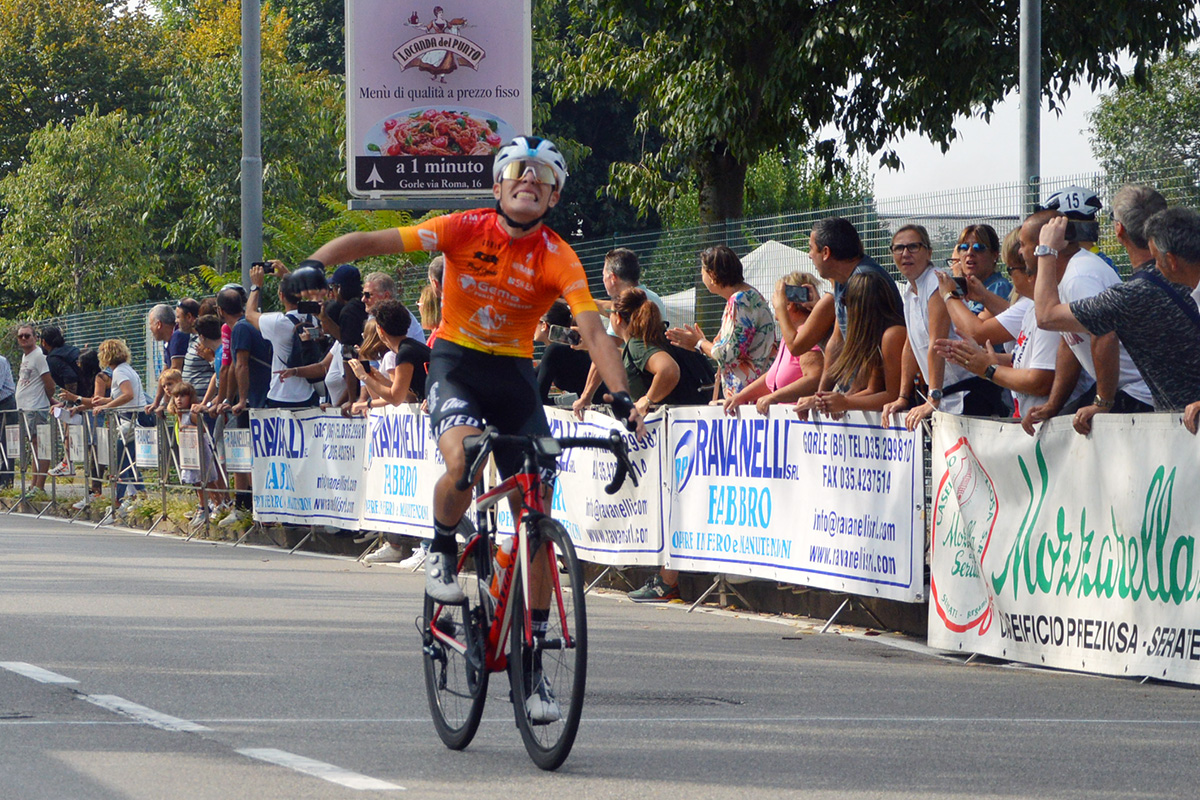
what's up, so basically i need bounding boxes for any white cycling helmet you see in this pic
[492,136,568,191]
[1042,185,1102,220]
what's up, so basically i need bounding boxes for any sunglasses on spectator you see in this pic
[361,291,371,299]
[498,160,557,186]
[956,242,989,253]
[889,242,926,254]
[17,332,33,340]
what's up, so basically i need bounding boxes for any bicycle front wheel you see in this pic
[508,517,587,770]
[422,535,490,750]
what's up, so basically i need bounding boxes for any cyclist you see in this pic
[305,136,643,720]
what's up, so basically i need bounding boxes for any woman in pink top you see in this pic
[722,271,824,415]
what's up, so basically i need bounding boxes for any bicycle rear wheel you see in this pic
[508,517,587,770]
[422,534,491,750]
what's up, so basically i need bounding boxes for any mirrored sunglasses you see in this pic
[957,242,988,253]
[499,160,557,186]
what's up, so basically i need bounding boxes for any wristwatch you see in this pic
[929,388,943,403]
[1034,245,1058,258]
[983,364,998,381]
[1094,394,1114,410]
[942,290,957,302]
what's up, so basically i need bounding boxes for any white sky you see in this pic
[871,80,1109,201]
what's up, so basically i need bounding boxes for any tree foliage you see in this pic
[1089,48,1200,183]
[143,28,344,274]
[0,0,167,175]
[563,0,1200,223]
[0,110,158,317]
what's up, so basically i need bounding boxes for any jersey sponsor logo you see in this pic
[427,380,440,411]
[473,251,499,265]
[434,413,484,437]
[564,279,587,294]
[513,262,534,277]
[507,275,534,292]
[458,274,527,308]
[470,305,508,331]
[542,232,559,253]
[417,229,438,251]
[439,397,469,413]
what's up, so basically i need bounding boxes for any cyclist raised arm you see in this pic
[306,136,642,607]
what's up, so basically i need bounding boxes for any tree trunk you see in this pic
[696,143,747,227]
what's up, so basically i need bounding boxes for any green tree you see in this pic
[564,0,1200,224]
[0,0,167,175]
[0,110,158,317]
[1089,49,1200,185]
[144,50,344,275]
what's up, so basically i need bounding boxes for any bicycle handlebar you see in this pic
[455,427,639,495]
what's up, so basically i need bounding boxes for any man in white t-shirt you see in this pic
[15,324,54,490]
[1017,210,1154,435]
[247,266,320,409]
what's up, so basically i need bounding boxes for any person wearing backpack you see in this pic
[246,263,322,409]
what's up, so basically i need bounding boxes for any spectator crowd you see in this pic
[4,182,1200,602]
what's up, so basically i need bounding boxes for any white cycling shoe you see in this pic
[424,552,466,604]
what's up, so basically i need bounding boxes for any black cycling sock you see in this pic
[430,518,459,556]
[531,608,549,638]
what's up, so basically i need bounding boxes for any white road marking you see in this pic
[0,662,79,684]
[237,748,404,791]
[82,694,211,732]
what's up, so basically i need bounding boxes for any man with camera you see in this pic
[246,262,323,409]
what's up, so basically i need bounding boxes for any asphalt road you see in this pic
[3,514,1200,799]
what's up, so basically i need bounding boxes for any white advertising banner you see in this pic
[665,407,924,602]
[358,404,442,538]
[223,428,252,472]
[543,408,666,567]
[178,427,201,471]
[95,426,110,467]
[134,425,158,468]
[5,425,19,459]
[67,426,84,464]
[250,409,367,527]
[36,424,52,462]
[929,412,1200,684]
[345,0,532,198]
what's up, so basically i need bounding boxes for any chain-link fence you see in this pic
[29,164,1200,385]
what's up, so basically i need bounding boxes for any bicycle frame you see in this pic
[429,460,570,676]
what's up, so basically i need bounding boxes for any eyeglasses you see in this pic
[16,333,33,340]
[1009,265,1028,275]
[889,242,926,254]
[956,242,989,253]
[361,291,371,300]
[498,160,557,186]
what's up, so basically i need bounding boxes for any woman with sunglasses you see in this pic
[955,224,1011,315]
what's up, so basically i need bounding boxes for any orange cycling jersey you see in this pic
[398,209,598,358]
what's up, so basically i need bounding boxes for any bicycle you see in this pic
[419,424,637,770]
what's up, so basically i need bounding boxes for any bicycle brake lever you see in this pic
[603,430,638,494]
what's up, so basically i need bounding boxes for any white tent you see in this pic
[658,240,830,329]
[740,239,832,298]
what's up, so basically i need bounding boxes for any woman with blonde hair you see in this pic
[723,271,824,415]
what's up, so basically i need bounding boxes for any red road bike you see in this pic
[420,426,636,770]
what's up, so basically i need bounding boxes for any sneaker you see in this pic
[48,459,72,477]
[398,543,430,570]
[363,542,405,564]
[189,511,209,532]
[628,574,680,603]
[424,551,466,603]
[71,495,92,511]
[218,509,247,529]
[526,671,562,725]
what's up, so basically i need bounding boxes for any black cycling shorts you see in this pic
[426,339,553,477]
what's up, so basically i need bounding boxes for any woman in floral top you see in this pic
[667,245,778,400]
